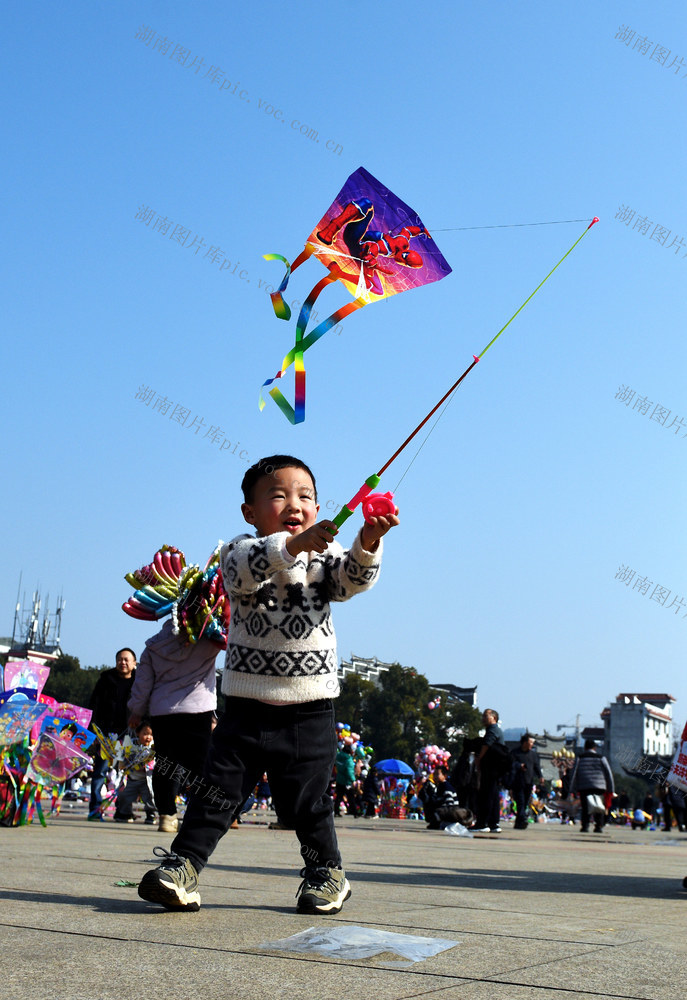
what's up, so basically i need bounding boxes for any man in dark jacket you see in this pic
[473,708,506,833]
[88,648,136,819]
[570,739,614,833]
[511,733,543,829]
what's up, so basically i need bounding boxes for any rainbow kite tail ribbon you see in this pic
[263,248,314,320]
[259,260,366,424]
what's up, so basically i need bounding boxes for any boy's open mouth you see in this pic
[283,518,302,532]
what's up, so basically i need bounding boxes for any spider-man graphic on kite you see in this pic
[317,197,432,296]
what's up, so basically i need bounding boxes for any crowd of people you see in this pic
[81,687,685,840]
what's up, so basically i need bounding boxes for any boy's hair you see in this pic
[136,718,153,734]
[241,455,317,503]
[434,764,449,777]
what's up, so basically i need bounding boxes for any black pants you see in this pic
[150,711,214,816]
[172,698,340,873]
[476,768,501,829]
[664,803,686,830]
[334,783,357,816]
[513,780,533,827]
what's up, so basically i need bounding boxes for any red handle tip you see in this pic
[588,217,599,229]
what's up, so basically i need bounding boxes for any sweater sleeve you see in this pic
[221,533,294,597]
[323,530,383,603]
[127,648,154,718]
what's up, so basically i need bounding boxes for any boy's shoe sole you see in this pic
[138,870,201,911]
[296,877,351,915]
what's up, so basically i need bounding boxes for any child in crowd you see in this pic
[138,455,398,914]
[114,721,156,825]
[256,773,271,809]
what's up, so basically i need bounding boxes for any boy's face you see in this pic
[138,726,154,746]
[242,466,319,538]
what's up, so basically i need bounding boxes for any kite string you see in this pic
[428,218,593,233]
[386,216,599,491]
[391,393,457,495]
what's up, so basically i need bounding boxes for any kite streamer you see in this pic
[329,218,599,532]
[260,166,451,423]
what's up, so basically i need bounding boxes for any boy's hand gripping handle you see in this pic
[328,474,381,533]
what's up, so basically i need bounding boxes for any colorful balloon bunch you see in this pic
[414,744,451,775]
[427,695,442,710]
[336,722,372,760]
[122,543,230,647]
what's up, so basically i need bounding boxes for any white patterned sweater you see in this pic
[219,530,383,703]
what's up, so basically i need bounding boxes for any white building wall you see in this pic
[607,698,674,769]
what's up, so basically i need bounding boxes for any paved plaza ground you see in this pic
[2,807,686,1000]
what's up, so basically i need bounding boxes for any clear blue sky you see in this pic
[3,2,686,735]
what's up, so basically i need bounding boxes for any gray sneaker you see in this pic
[138,847,201,911]
[296,865,351,915]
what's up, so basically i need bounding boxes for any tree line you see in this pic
[336,663,483,762]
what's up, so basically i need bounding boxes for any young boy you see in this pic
[138,455,398,914]
[114,720,156,824]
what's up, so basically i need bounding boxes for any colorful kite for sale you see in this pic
[0,688,50,747]
[38,715,96,755]
[3,660,50,698]
[122,543,230,647]
[260,165,452,423]
[25,733,92,788]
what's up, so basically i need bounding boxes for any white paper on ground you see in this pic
[444,821,473,837]
[258,925,459,962]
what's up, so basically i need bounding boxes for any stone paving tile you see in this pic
[0,924,461,1000]
[494,939,687,1000]
[415,983,645,1000]
[378,905,648,947]
[3,813,686,1000]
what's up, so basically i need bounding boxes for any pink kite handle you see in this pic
[362,492,395,523]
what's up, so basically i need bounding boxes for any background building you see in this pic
[426,682,478,708]
[603,693,675,770]
[338,654,396,686]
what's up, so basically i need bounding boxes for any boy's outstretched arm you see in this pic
[360,508,400,552]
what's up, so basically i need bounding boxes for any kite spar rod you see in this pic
[328,216,599,533]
